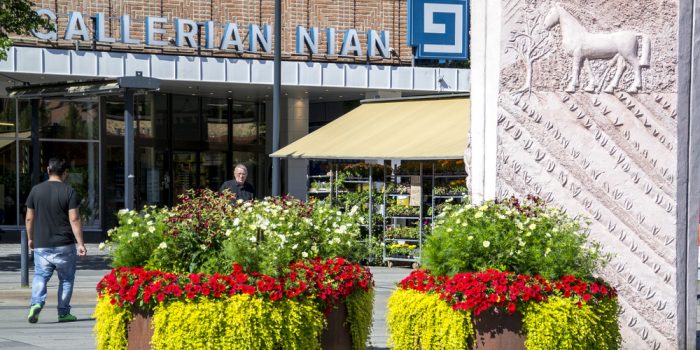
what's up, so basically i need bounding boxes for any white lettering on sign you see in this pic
[29,9,391,58]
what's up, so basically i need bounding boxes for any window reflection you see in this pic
[0,99,16,134]
[41,99,98,140]
[0,139,17,225]
[232,102,259,145]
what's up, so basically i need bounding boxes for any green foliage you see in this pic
[387,243,418,257]
[221,199,362,276]
[104,190,368,276]
[0,0,54,60]
[149,189,238,274]
[93,297,131,350]
[387,289,473,350]
[104,206,169,268]
[384,226,419,239]
[345,289,374,350]
[423,197,607,279]
[150,295,326,350]
[522,296,621,350]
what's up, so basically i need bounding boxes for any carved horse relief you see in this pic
[544,3,651,93]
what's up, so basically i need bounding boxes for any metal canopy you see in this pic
[5,76,160,98]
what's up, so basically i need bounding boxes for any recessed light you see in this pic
[304,91,308,94]
[324,89,329,92]
[191,93,196,96]
[319,97,324,100]
[339,95,343,98]
[265,95,269,98]
[227,90,232,93]
[188,86,193,89]
[209,92,214,95]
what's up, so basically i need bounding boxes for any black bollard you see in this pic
[20,228,28,287]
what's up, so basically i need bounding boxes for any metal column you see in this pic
[271,0,282,196]
[124,89,135,210]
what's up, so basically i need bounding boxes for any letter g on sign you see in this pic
[423,3,463,54]
[409,0,468,60]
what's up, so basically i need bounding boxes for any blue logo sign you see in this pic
[408,0,469,60]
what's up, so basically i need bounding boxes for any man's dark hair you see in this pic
[47,158,68,176]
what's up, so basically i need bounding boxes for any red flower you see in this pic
[507,302,516,314]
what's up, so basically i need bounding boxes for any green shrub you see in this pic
[423,196,606,279]
[92,297,131,350]
[148,189,238,274]
[221,199,362,276]
[345,289,375,350]
[104,206,169,268]
[150,295,326,350]
[387,289,473,350]
[522,296,621,350]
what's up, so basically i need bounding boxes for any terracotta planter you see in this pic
[127,310,153,350]
[125,304,352,349]
[471,311,526,350]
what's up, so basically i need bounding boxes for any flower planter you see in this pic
[125,304,353,350]
[472,312,525,350]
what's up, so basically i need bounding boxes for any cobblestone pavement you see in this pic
[0,242,410,349]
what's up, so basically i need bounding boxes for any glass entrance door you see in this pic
[172,151,197,203]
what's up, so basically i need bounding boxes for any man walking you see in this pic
[25,158,87,323]
[219,163,255,201]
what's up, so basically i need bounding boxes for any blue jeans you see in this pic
[31,244,76,316]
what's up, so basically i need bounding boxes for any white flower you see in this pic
[293,231,300,236]
[250,236,257,243]
[302,251,309,258]
[233,218,240,226]
[474,212,484,219]
[158,242,167,249]
[127,219,134,225]
[148,226,156,233]
[482,240,491,248]
[225,229,232,237]
[200,244,207,250]
[349,206,359,215]
[468,236,474,240]
[98,242,106,250]
[528,223,536,230]
[292,244,298,250]
[131,231,139,238]
[518,239,526,247]
[544,247,551,256]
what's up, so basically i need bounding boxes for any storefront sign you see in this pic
[30,10,392,58]
[408,0,469,60]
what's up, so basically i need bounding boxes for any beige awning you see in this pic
[271,95,470,160]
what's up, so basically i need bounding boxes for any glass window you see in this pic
[135,94,168,142]
[232,102,259,145]
[104,97,126,138]
[39,141,100,227]
[0,99,16,135]
[40,99,99,140]
[203,98,228,148]
[172,95,200,143]
[0,139,17,225]
[200,151,226,192]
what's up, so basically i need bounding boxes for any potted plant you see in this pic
[94,190,374,350]
[387,196,621,350]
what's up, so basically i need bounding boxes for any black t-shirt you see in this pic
[219,180,255,201]
[25,181,81,248]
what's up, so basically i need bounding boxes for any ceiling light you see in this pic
[227,90,232,93]
[188,86,193,89]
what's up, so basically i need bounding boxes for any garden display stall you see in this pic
[93,190,374,350]
[386,196,622,350]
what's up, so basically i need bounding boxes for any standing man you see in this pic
[219,163,255,201]
[25,157,87,323]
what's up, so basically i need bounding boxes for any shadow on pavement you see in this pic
[0,253,111,272]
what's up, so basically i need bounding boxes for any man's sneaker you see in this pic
[27,304,42,324]
[58,314,78,322]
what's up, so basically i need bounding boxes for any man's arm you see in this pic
[25,208,34,249]
[68,209,87,256]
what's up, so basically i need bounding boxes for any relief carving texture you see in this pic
[498,1,678,349]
